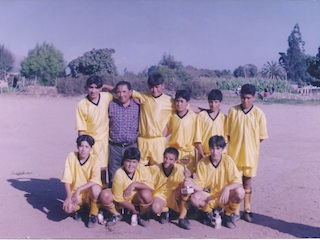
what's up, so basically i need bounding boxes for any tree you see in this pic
[260,61,287,80]
[0,45,14,78]
[159,53,182,70]
[68,48,118,77]
[307,46,320,80]
[243,64,258,78]
[20,42,65,86]
[279,23,312,85]
[233,66,245,78]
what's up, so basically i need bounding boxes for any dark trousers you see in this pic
[108,142,138,187]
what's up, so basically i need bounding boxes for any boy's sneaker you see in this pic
[178,217,191,230]
[87,215,98,228]
[138,214,150,227]
[222,214,236,229]
[159,211,170,224]
[106,214,123,227]
[242,210,253,223]
[73,210,82,221]
[230,213,240,222]
[203,212,215,227]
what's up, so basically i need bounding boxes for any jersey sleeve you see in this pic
[112,169,125,203]
[61,153,73,184]
[90,157,102,186]
[259,111,268,140]
[75,101,87,131]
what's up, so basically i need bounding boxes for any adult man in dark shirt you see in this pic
[108,81,140,187]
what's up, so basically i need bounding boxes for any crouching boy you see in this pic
[187,135,245,229]
[150,147,191,227]
[61,135,102,228]
[112,147,153,227]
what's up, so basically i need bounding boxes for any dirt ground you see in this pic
[0,93,319,239]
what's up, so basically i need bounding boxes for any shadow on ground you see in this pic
[253,212,320,238]
[7,177,68,222]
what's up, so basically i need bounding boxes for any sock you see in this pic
[105,203,120,216]
[89,199,99,216]
[244,189,252,212]
[75,204,81,212]
[139,202,152,216]
[225,201,240,216]
[179,200,188,219]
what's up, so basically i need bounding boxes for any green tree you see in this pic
[0,45,14,76]
[243,64,258,78]
[260,61,287,80]
[68,48,118,77]
[279,23,312,85]
[307,46,320,80]
[20,42,65,86]
[233,66,245,78]
[159,53,182,70]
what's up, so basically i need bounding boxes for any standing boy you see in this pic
[226,83,268,223]
[150,147,190,228]
[112,147,154,227]
[76,75,113,187]
[188,135,245,229]
[166,89,199,174]
[61,135,102,228]
[108,81,140,187]
[195,89,227,159]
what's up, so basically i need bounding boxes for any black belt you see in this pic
[109,141,136,147]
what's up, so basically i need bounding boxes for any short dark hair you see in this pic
[147,73,164,87]
[76,135,95,147]
[175,89,191,101]
[208,89,223,102]
[122,147,140,165]
[240,84,256,96]
[164,147,179,160]
[115,81,132,91]
[86,75,103,88]
[208,135,226,149]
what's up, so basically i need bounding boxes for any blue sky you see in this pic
[1,0,320,73]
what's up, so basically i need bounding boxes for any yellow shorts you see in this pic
[138,137,166,166]
[202,192,228,212]
[238,166,257,178]
[92,139,109,168]
[76,189,91,207]
[154,192,180,213]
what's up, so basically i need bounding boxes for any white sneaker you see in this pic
[131,214,138,226]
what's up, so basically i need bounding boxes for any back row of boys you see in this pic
[61,73,268,230]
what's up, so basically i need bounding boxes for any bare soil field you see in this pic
[0,93,319,238]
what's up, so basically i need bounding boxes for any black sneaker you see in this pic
[178,218,191,230]
[159,212,170,224]
[138,214,150,227]
[106,214,123,227]
[230,213,240,222]
[222,214,236,229]
[203,212,215,227]
[87,215,97,228]
[242,210,253,223]
[73,210,82,221]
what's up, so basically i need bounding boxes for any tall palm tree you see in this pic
[260,61,287,80]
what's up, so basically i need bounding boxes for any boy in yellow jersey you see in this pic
[187,135,244,229]
[112,147,154,227]
[61,135,102,228]
[226,84,268,223]
[165,89,199,175]
[132,73,174,166]
[195,89,227,159]
[150,147,190,228]
[76,75,113,187]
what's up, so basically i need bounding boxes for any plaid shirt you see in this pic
[109,99,140,143]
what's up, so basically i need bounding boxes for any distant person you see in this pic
[76,75,113,187]
[226,84,268,223]
[112,147,153,227]
[188,135,245,229]
[263,88,269,100]
[235,85,241,96]
[108,81,140,187]
[165,89,199,174]
[195,89,227,159]
[270,86,275,95]
[61,135,102,228]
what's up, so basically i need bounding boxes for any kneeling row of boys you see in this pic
[61,134,245,230]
